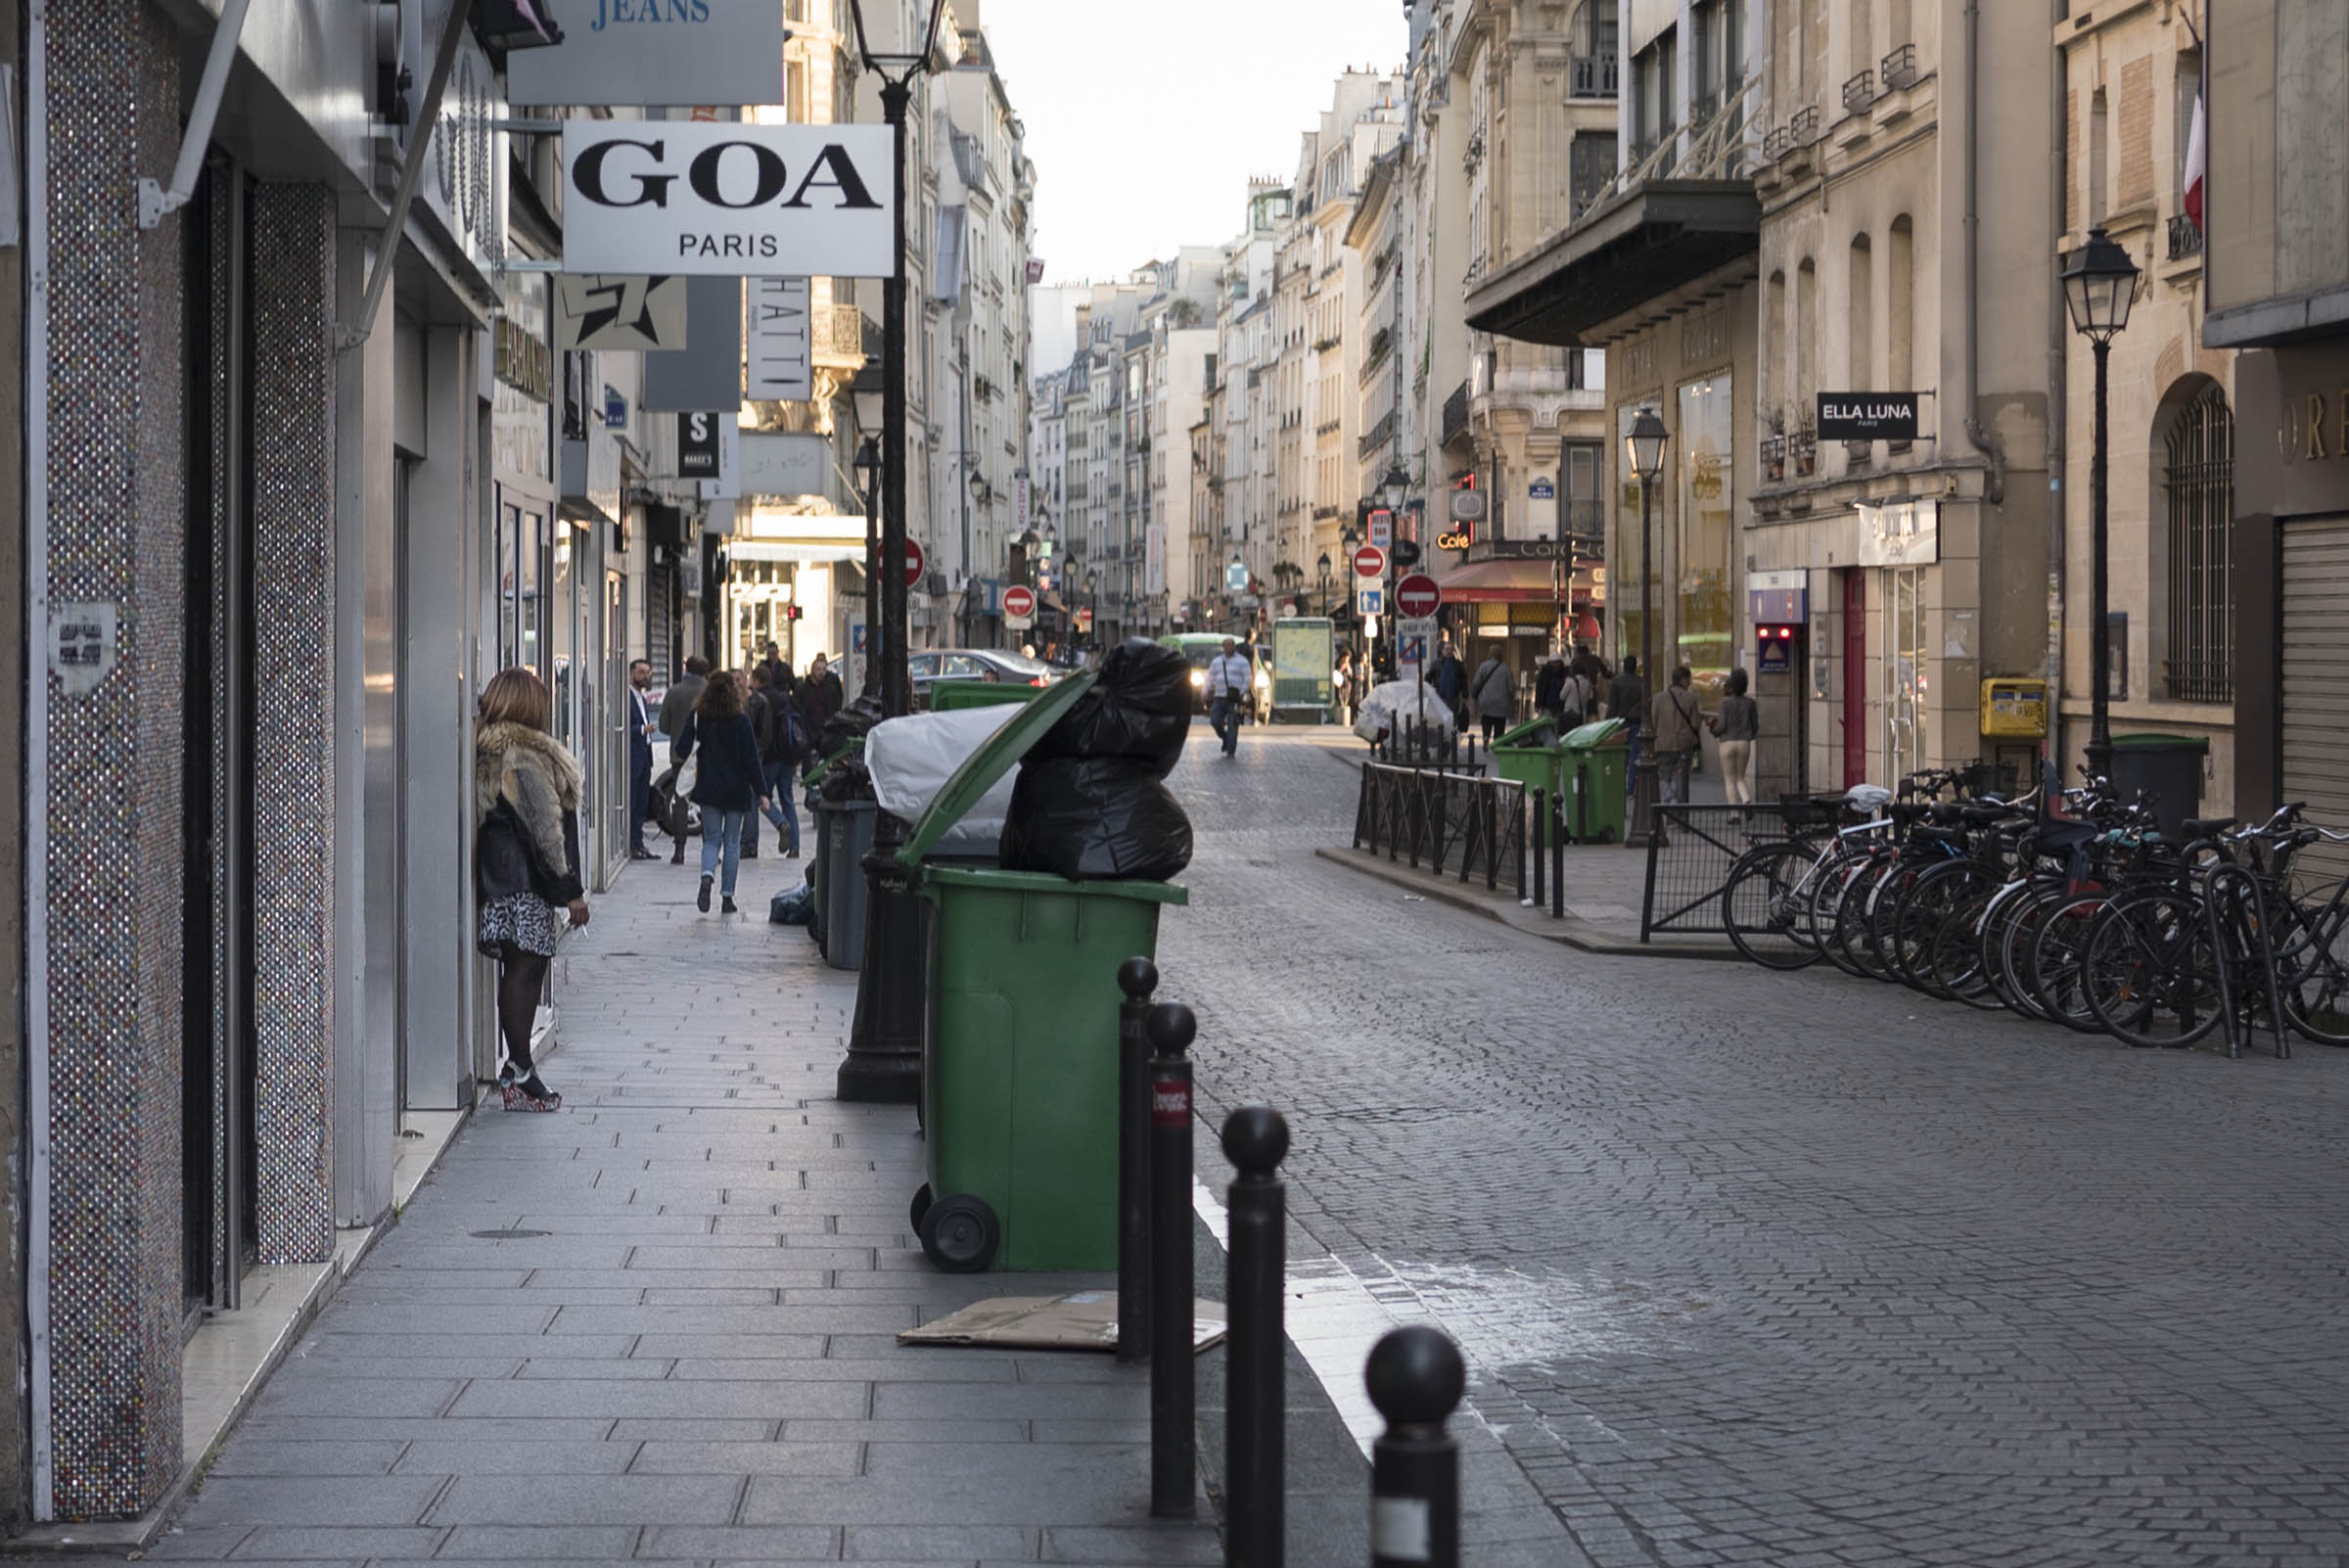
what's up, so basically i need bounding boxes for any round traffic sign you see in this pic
[1395,573,1442,618]
[1352,544,1387,578]
[1001,583,1036,619]
[903,539,926,586]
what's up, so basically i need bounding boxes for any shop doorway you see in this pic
[181,159,259,1314]
[1885,565,1927,784]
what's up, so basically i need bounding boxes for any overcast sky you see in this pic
[973,1,1407,285]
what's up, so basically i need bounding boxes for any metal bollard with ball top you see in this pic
[1365,1326,1465,1568]
[1116,957,1158,1364]
[1147,1000,1197,1519]
[1222,1106,1289,1568]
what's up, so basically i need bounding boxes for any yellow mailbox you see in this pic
[1980,678,2049,739]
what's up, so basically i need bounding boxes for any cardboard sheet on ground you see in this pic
[899,1291,1227,1353]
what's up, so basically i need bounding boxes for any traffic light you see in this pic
[783,604,804,623]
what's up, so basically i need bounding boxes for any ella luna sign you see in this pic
[563,122,896,279]
[1816,392,1921,442]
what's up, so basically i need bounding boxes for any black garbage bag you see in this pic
[819,694,885,760]
[1000,757,1193,882]
[1028,638,1191,771]
[817,754,874,803]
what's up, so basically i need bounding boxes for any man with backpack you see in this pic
[743,664,806,859]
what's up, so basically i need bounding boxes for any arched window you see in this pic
[2164,383,2234,703]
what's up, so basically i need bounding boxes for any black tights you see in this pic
[495,943,550,1080]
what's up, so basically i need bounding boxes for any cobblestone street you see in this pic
[1165,725,2349,1568]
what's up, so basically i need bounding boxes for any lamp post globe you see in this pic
[2059,225,2141,785]
[1624,408,1669,848]
[1380,464,1409,515]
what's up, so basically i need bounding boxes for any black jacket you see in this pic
[675,710,766,811]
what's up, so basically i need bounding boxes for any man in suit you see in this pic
[627,660,658,859]
[656,656,711,862]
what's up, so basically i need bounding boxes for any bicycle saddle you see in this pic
[2181,816,2235,838]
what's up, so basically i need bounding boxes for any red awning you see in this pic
[1432,558,1569,604]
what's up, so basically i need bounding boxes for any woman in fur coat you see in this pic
[475,668,589,1111]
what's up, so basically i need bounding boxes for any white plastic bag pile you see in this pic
[864,706,1024,854]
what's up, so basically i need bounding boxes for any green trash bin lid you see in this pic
[2110,732,2210,754]
[897,669,1100,868]
[1494,715,1559,748]
[1564,717,1628,749]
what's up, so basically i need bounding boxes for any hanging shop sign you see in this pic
[556,274,689,351]
[505,1,788,108]
[677,411,723,478]
[562,122,896,278]
[745,277,813,400]
[1817,392,1921,441]
[1436,526,1475,552]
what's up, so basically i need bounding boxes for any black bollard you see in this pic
[1550,791,1565,920]
[1115,958,1158,1364]
[1147,1002,1197,1519]
[1365,1326,1466,1568]
[1222,1108,1289,1568]
[1529,787,1544,906]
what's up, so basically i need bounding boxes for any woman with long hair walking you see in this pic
[474,668,587,1112]
[673,667,769,914]
[1711,666,1760,806]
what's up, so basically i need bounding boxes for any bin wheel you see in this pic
[1599,824,1617,844]
[919,1194,999,1273]
[909,1183,934,1232]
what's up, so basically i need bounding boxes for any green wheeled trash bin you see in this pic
[2108,733,2209,842]
[1490,715,1567,846]
[1561,719,1630,844]
[897,671,1190,1274]
[930,680,1042,713]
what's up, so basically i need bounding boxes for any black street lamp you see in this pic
[854,433,884,685]
[2060,224,2140,785]
[1317,550,1333,616]
[1625,408,1669,847]
[1378,464,1410,671]
[846,0,951,720]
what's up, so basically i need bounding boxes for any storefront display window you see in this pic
[1886,564,1927,780]
[1676,375,1733,692]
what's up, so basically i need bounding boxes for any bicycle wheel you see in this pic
[2083,892,2222,1047]
[1981,887,2051,1018]
[1839,857,1904,982]
[2025,893,2110,1034]
[1891,862,1995,996]
[2276,895,2349,1046]
[1723,843,1825,970]
[1928,892,2004,1009]
[1813,855,1878,978]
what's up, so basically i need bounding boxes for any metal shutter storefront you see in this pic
[2280,515,2349,878]
[647,561,676,689]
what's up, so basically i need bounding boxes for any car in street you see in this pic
[1159,632,1269,721]
[908,647,1058,709]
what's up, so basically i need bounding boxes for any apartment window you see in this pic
[1634,28,1677,158]
[1887,216,1914,395]
[1570,0,1619,97]
[2090,88,2109,224]
[1571,134,1618,217]
[2164,384,2234,703]
[1848,232,1873,388]
[1794,257,1817,411]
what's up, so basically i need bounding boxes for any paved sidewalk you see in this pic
[138,855,1221,1568]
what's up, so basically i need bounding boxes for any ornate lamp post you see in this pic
[1625,408,1669,847]
[1316,550,1333,616]
[2059,225,2141,784]
[854,432,884,688]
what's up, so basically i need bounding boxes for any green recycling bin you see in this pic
[1490,715,1568,846]
[1562,718,1630,844]
[897,670,1189,1274]
[931,680,1042,713]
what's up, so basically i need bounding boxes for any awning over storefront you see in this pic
[1434,558,1572,604]
[1463,179,1761,346]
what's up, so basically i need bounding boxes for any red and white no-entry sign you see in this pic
[1001,584,1036,620]
[1352,544,1387,578]
[1395,573,1443,618]
[902,539,926,586]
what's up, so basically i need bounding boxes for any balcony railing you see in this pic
[1442,380,1470,447]
[1843,69,1875,115]
[1562,499,1603,537]
[1571,54,1618,98]
[2168,212,2204,261]
[1766,105,1821,161]
[1881,43,1918,91]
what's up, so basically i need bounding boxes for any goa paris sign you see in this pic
[505,2,787,108]
[563,123,896,279]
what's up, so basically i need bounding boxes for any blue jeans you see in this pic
[761,761,800,853]
[699,807,751,895]
[1209,696,1240,755]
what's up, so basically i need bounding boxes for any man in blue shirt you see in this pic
[1207,638,1252,759]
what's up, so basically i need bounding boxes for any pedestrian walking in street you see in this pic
[747,664,805,858]
[1470,648,1515,743]
[1559,662,1596,728]
[657,655,711,863]
[1570,642,1614,692]
[800,652,844,743]
[474,668,586,1113]
[1651,665,1703,806]
[673,669,769,915]
[757,640,790,694]
[1711,667,1759,806]
[1608,655,1646,794]
[1431,637,1468,728]
[626,659,657,860]
[736,670,769,860]
[1535,653,1568,724]
[1207,636,1251,758]
[1334,646,1357,724]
